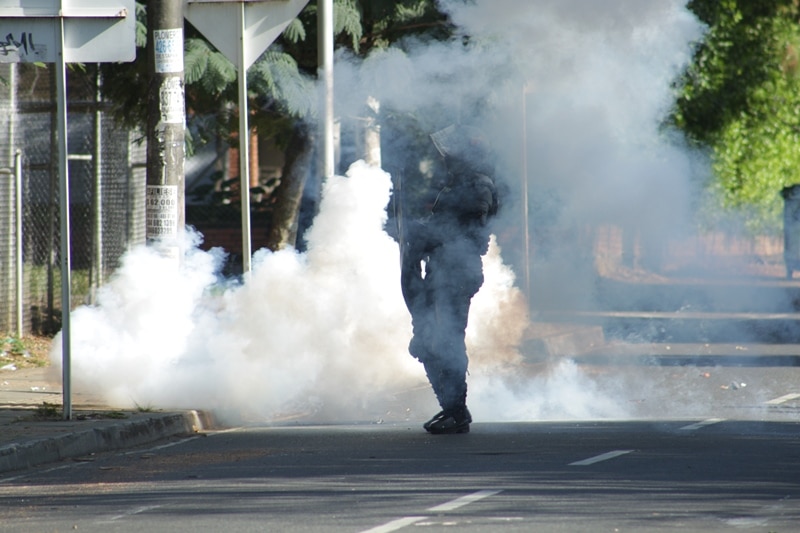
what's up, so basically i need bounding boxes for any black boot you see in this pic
[424,406,472,434]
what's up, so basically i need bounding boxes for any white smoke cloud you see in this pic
[53,163,419,421]
[51,160,627,423]
[51,0,708,425]
[441,0,705,228]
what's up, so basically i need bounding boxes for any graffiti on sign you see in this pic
[0,31,46,61]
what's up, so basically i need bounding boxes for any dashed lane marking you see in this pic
[360,516,427,533]
[121,435,202,456]
[569,450,633,466]
[360,489,503,533]
[765,393,800,406]
[0,463,76,484]
[427,489,503,512]
[97,505,163,523]
[679,418,725,431]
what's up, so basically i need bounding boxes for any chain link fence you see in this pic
[0,63,145,336]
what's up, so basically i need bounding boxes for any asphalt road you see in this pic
[1,362,799,533]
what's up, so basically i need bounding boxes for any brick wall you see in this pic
[193,226,272,255]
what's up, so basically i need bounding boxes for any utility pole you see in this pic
[146,0,185,254]
[318,0,334,181]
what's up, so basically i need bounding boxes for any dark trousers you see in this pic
[402,239,484,411]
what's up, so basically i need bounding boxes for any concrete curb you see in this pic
[0,410,214,474]
[523,323,606,360]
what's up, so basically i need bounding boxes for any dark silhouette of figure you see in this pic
[400,125,499,434]
[782,184,800,278]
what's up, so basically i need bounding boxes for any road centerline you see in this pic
[360,489,503,533]
[679,418,725,431]
[569,450,633,466]
[765,393,800,405]
[360,516,427,533]
[427,489,503,512]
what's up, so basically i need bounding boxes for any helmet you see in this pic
[430,124,494,175]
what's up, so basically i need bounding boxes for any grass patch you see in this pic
[0,334,52,370]
[75,411,130,420]
[134,401,156,413]
[33,402,61,420]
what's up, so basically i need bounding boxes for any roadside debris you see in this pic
[721,381,747,390]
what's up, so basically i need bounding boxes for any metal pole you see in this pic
[56,14,73,421]
[3,167,11,333]
[14,150,22,338]
[10,63,18,337]
[521,84,531,308]
[238,2,252,276]
[318,0,334,180]
[92,66,103,301]
[47,70,57,335]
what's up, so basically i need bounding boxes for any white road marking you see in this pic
[427,489,502,512]
[121,435,202,456]
[106,504,162,521]
[1,428,239,483]
[679,418,725,431]
[765,393,800,406]
[360,489,503,533]
[0,463,76,484]
[569,450,633,466]
[360,516,427,533]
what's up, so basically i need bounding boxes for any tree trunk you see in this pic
[249,127,259,188]
[363,96,381,168]
[266,124,315,251]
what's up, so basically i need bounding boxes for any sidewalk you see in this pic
[0,366,214,475]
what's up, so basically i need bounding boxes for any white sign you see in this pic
[0,0,136,63]
[184,0,308,70]
[154,28,183,73]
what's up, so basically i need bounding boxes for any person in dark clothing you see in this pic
[400,125,499,434]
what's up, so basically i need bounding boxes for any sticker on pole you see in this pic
[146,185,178,238]
[154,28,183,73]
[160,76,185,124]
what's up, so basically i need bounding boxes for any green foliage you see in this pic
[673,0,800,233]
[133,2,148,47]
[250,52,315,118]
[282,18,307,44]
[184,38,236,94]
[98,2,149,132]
[336,0,363,51]
[99,0,451,136]
[1,336,28,357]
[34,402,61,420]
[357,0,451,51]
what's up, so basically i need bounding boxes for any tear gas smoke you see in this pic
[52,1,713,423]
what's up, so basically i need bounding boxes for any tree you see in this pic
[269,0,456,250]
[99,1,458,253]
[100,1,359,253]
[672,0,800,232]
